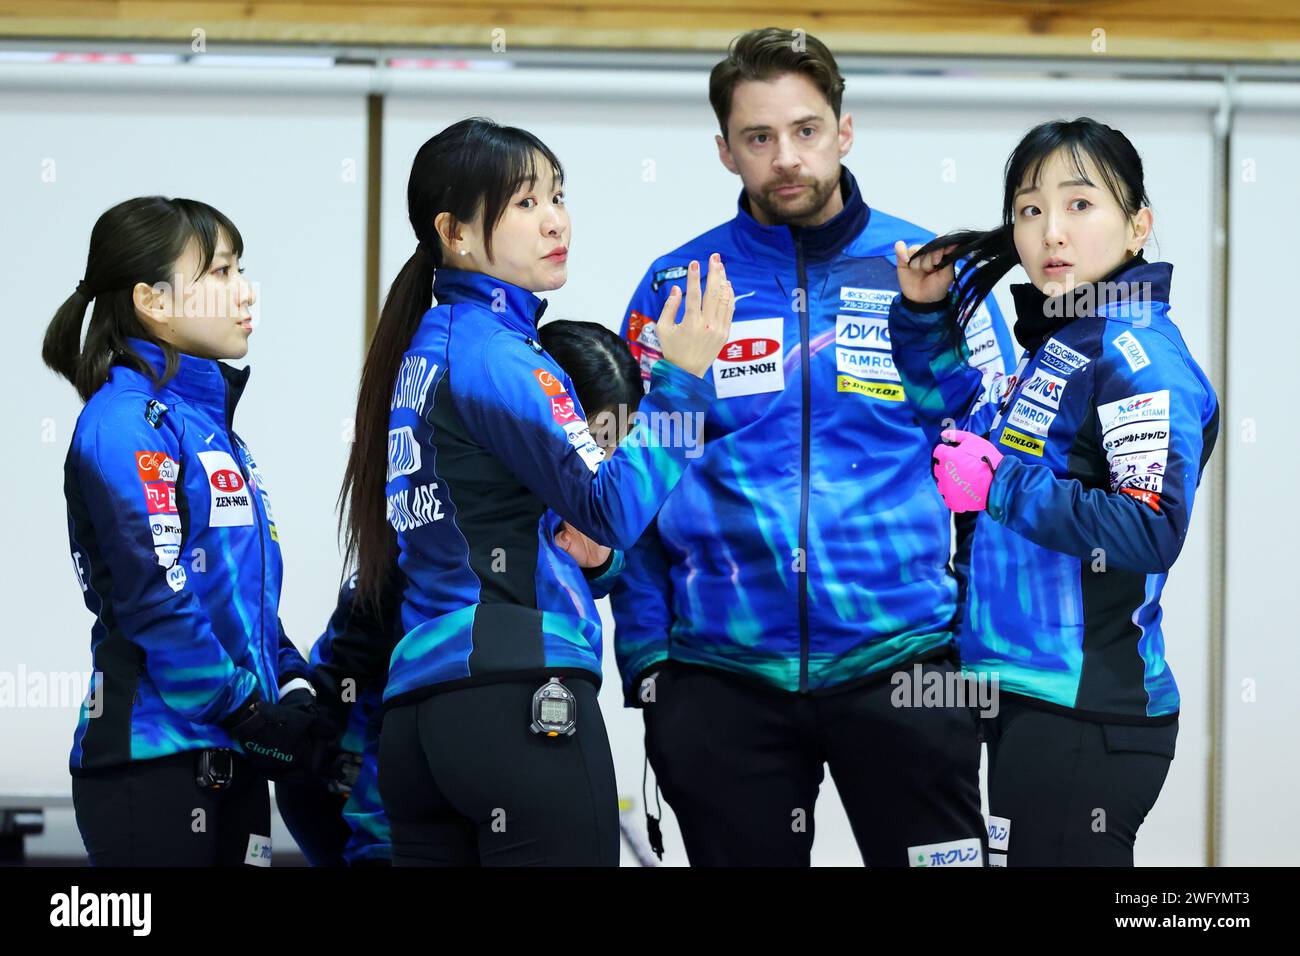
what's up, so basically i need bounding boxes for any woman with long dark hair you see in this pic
[887,118,1219,865]
[340,117,732,866]
[46,196,327,866]
[279,319,646,866]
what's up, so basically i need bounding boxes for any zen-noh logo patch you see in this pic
[197,450,254,528]
[711,317,785,399]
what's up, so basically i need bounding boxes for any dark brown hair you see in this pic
[709,27,846,140]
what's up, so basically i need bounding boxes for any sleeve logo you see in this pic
[135,451,178,484]
[532,368,567,397]
[1112,330,1152,372]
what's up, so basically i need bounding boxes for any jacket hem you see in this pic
[382,666,601,711]
[996,689,1179,726]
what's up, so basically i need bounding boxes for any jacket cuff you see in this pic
[217,688,264,733]
[278,677,316,700]
[582,549,617,581]
[648,356,716,411]
[899,292,953,314]
[986,455,1021,523]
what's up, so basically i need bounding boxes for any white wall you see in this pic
[0,75,369,795]
[1221,87,1300,866]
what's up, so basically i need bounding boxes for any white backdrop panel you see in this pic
[1222,90,1300,867]
[0,81,368,795]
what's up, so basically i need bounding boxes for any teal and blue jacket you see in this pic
[889,257,1219,721]
[65,338,308,772]
[611,168,1015,701]
[382,267,713,706]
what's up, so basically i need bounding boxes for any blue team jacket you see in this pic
[65,338,308,772]
[611,167,1016,702]
[381,267,713,706]
[889,257,1219,721]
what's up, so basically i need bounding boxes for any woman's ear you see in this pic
[132,281,169,332]
[433,211,463,258]
[1129,206,1153,253]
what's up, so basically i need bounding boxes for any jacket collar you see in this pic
[124,337,249,430]
[432,267,549,336]
[732,166,871,263]
[1009,253,1173,351]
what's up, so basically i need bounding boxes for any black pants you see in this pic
[274,771,352,867]
[72,750,271,866]
[643,657,986,866]
[983,697,1177,866]
[378,677,619,866]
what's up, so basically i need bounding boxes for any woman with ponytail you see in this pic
[339,117,732,866]
[277,319,646,867]
[887,118,1220,865]
[47,197,328,866]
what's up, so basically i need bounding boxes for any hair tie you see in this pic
[416,240,438,262]
[75,279,94,300]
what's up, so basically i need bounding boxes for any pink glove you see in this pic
[931,429,1004,513]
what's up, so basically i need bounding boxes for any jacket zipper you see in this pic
[229,428,271,696]
[794,230,811,693]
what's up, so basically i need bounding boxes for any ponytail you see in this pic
[914,224,1019,351]
[339,245,436,612]
[42,288,97,401]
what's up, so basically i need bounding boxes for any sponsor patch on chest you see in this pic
[198,450,254,528]
[1039,337,1092,376]
[711,317,785,399]
[1005,399,1057,437]
[838,287,898,315]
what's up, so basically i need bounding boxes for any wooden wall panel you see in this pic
[1,1,1298,61]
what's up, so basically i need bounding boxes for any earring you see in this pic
[459,249,469,257]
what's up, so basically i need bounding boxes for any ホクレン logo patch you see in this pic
[908,837,983,867]
[244,833,272,867]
